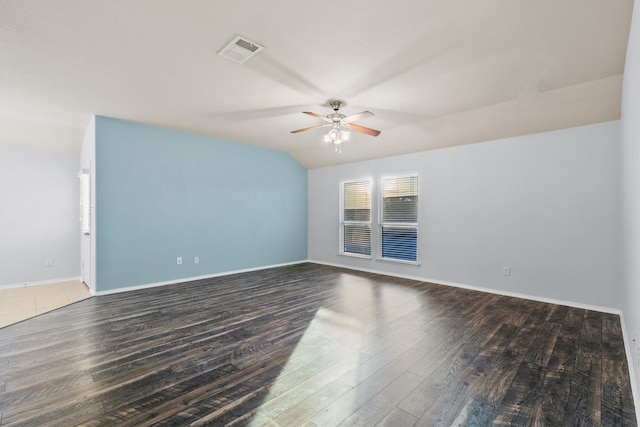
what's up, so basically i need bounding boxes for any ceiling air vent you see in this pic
[218,35,264,64]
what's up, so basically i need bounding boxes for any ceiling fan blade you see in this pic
[342,111,374,124]
[303,111,331,122]
[290,124,327,134]
[345,123,381,137]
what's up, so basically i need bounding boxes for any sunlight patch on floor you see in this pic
[246,273,427,426]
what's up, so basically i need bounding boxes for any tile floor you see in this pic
[0,280,92,328]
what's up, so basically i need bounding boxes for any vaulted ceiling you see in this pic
[0,1,634,168]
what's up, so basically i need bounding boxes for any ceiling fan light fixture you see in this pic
[324,128,349,153]
[324,128,349,145]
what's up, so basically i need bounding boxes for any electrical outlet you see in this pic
[635,331,640,368]
[503,266,510,276]
[194,256,199,264]
[44,258,53,268]
[177,257,182,265]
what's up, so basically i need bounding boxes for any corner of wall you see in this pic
[619,0,640,418]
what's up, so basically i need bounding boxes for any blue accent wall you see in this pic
[95,116,307,291]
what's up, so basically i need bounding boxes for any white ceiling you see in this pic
[0,0,634,169]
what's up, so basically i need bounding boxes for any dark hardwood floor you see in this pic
[0,263,636,426]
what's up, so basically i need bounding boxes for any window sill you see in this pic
[376,257,420,266]
[338,252,372,260]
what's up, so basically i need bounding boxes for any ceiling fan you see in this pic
[291,100,381,153]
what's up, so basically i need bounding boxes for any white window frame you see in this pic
[339,178,372,258]
[378,173,419,264]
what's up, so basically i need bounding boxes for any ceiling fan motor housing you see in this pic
[329,100,344,111]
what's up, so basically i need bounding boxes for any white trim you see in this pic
[422,277,620,315]
[94,260,308,296]
[338,252,372,260]
[376,257,421,267]
[0,276,82,290]
[309,260,620,314]
[620,313,640,424]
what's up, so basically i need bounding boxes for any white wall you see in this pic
[309,121,620,310]
[620,0,640,406]
[0,144,80,287]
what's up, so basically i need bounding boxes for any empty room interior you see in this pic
[1,1,640,425]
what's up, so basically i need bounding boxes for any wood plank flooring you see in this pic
[0,263,636,426]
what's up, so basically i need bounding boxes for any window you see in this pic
[380,174,418,262]
[340,179,371,256]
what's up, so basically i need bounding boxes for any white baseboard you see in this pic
[0,276,82,290]
[620,313,640,424]
[309,260,620,314]
[94,260,309,296]
[425,277,620,315]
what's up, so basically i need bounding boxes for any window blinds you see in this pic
[380,174,418,261]
[341,180,371,256]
